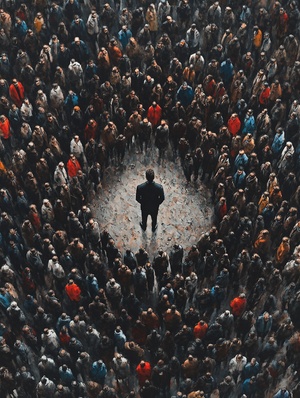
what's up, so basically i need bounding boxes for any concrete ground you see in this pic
[91,146,213,258]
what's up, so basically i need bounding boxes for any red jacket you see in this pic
[147,105,162,127]
[9,82,25,107]
[67,158,81,178]
[259,87,270,105]
[228,116,241,137]
[230,296,247,317]
[279,12,288,30]
[84,122,98,143]
[29,210,41,232]
[205,79,216,96]
[218,202,227,220]
[60,331,71,345]
[136,362,152,386]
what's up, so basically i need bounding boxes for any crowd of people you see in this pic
[0,0,300,396]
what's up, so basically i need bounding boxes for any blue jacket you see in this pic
[242,378,257,396]
[86,276,99,298]
[271,132,285,155]
[91,361,107,382]
[0,291,12,309]
[234,153,248,171]
[59,367,75,384]
[15,20,28,39]
[176,85,194,107]
[242,115,256,135]
[211,286,225,304]
[56,315,71,332]
[233,170,246,188]
[242,361,260,379]
[64,93,79,114]
[220,60,234,85]
[118,29,132,50]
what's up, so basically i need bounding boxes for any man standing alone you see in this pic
[136,169,165,232]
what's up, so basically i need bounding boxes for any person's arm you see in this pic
[136,185,142,204]
[158,185,165,204]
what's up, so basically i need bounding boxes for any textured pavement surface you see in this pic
[91,147,213,257]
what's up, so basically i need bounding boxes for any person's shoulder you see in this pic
[137,181,148,189]
[153,182,164,190]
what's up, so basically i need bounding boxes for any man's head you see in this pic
[146,169,155,182]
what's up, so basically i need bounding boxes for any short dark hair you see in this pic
[146,169,155,182]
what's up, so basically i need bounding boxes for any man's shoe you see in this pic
[152,225,158,232]
[140,222,146,231]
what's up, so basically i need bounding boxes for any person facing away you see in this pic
[136,168,165,232]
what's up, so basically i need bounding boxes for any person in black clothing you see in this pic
[136,169,165,232]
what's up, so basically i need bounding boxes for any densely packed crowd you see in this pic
[0,0,300,396]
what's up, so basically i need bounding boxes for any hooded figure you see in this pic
[49,83,64,111]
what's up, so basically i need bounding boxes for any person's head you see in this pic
[263,312,270,321]
[146,169,155,182]
[250,358,257,365]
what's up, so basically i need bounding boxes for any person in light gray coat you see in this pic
[49,83,64,114]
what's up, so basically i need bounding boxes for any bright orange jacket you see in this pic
[258,196,269,214]
[193,321,208,339]
[136,362,152,385]
[0,117,11,139]
[65,282,81,301]
[254,233,270,254]
[253,29,262,48]
[276,241,290,265]
[34,17,44,33]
